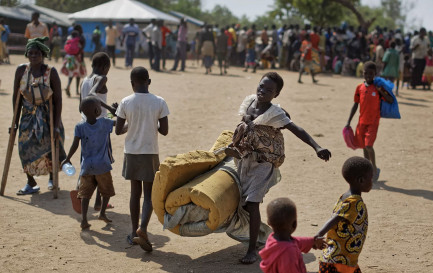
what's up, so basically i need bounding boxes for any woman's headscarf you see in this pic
[25,37,50,57]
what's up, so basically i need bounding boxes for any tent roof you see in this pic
[0,5,70,27]
[169,11,204,27]
[18,3,72,27]
[68,0,179,24]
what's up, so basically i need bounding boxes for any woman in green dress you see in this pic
[12,37,66,195]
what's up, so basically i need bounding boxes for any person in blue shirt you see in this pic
[121,18,140,68]
[62,97,121,230]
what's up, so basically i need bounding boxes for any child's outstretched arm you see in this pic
[61,136,80,167]
[284,122,331,161]
[346,102,359,127]
[315,214,346,237]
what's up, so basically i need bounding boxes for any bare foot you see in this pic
[239,251,258,264]
[98,214,112,223]
[81,222,91,230]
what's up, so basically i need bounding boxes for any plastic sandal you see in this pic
[17,184,40,195]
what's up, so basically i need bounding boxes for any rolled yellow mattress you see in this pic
[152,130,236,235]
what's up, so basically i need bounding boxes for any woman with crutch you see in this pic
[11,37,66,195]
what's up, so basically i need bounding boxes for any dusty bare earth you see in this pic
[0,55,432,273]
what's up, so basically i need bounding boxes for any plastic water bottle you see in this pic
[62,163,76,176]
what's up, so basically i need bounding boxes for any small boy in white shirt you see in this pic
[115,66,169,251]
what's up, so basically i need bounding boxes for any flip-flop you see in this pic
[126,234,137,246]
[132,236,152,252]
[70,190,82,214]
[17,184,40,195]
[94,203,114,211]
[374,168,381,182]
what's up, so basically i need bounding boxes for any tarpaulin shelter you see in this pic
[68,0,180,52]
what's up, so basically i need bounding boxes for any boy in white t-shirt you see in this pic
[115,67,169,251]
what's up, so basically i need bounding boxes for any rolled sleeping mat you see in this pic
[152,130,234,235]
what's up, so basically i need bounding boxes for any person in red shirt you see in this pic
[160,21,172,70]
[346,61,393,181]
[298,34,317,84]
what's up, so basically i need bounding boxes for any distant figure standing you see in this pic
[91,25,102,59]
[122,18,140,68]
[61,25,87,96]
[152,20,162,72]
[48,21,62,61]
[244,24,257,73]
[261,25,269,51]
[410,27,430,89]
[381,41,400,84]
[171,18,188,72]
[0,17,10,64]
[201,25,215,75]
[375,38,385,75]
[160,21,172,70]
[105,19,119,66]
[24,12,49,39]
[216,27,228,75]
[236,26,248,66]
[142,19,156,69]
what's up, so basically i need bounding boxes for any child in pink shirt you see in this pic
[259,197,326,273]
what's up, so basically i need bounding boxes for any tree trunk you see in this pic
[329,0,376,31]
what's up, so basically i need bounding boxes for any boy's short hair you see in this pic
[80,96,100,116]
[342,156,373,183]
[262,72,284,94]
[267,197,296,231]
[130,66,149,85]
[363,61,376,72]
[92,52,110,69]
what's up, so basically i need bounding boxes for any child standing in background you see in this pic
[216,27,228,75]
[80,52,117,211]
[225,72,331,264]
[346,61,393,182]
[316,156,373,273]
[259,197,326,273]
[115,67,169,251]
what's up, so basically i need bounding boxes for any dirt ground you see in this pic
[0,55,432,273]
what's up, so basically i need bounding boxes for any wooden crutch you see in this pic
[0,92,22,196]
[49,97,59,199]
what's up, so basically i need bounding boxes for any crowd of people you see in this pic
[2,12,433,91]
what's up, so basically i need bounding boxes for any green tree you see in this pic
[200,5,238,27]
[0,0,20,6]
[170,0,202,19]
[293,0,345,27]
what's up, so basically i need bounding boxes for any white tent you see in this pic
[68,0,180,24]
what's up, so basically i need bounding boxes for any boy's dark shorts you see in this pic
[78,171,115,199]
[122,154,159,182]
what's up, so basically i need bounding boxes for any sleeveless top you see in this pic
[19,63,52,105]
[80,74,108,120]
